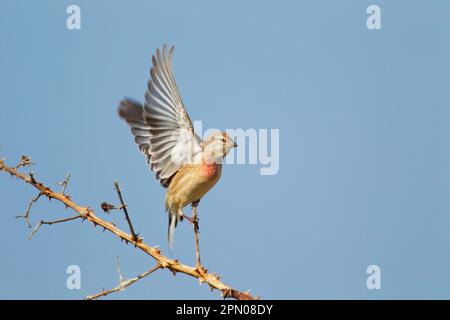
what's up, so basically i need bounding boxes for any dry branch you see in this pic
[28,215,81,240]
[16,192,42,228]
[0,157,256,300]
[85,257,161,300]
[113,180,140,243]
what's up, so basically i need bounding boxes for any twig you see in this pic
[15,155,35,169]
[116,256,125,283]
[0,157,257,300]
[114,180,140,242]
[85,258,161,300]
[28,215,81,240]
[58,172,71,195]
[16,192,42,228]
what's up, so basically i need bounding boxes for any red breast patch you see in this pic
[202,162,217,179]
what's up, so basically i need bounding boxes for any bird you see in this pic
[117,45,237,265]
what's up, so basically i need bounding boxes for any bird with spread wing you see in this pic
[118,45,237,267]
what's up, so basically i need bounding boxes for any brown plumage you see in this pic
[118,45,236,250]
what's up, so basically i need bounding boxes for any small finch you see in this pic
[118,45,236,263]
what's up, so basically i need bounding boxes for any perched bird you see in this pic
[118,45,237,260]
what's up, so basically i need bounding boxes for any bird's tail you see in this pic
[168,211,181,251]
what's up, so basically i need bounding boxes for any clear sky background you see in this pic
[0,0,449,299]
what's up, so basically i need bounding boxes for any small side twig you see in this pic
[114,180,140,243]
[28,215,81,240]
[16,192,42,228]
[15,155,35,169]
[58,172,71,195]
[85,258,161,300]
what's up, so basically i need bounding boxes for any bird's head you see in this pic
[202,132,237,164]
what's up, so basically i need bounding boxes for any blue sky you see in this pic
[0,0,449,299]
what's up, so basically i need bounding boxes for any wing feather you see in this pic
[118,45,201,187]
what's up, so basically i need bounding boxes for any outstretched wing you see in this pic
[118,45,201,187]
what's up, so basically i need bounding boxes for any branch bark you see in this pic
[0,157,256,300]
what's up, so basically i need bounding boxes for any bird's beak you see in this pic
[233,142,238,148]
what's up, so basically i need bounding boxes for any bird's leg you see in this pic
[191,201,202,269]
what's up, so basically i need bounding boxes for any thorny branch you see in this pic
[0,156,257,300]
